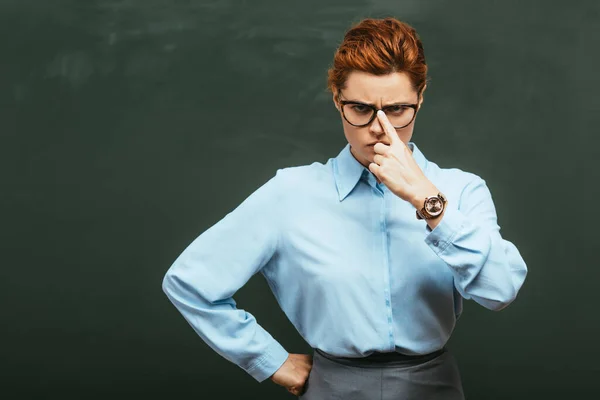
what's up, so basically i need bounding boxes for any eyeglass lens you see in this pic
[342,103,415,128]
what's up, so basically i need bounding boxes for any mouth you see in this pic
[368,142,390,146]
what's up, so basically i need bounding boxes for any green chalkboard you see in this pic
[1,1,599,399]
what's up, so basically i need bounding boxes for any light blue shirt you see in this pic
[162,141,528,383]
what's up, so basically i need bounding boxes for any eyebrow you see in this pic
[341,99,415,107]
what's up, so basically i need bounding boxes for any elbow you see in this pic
[481,258,528,312]
[488,299,512,312]
[478,297,513,312]
[492,262,528,311]
[161,265,213,306]
[487,282,520,312]
[162,268,175,298]
[498,283,518,310]
[470,279,519,312]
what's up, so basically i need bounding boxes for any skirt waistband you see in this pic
[314,347,446,368]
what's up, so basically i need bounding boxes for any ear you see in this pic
[418,84,427,108]
[332,92,341,111]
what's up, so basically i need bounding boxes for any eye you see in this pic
[385,105,408,114]
[351,104,371,114]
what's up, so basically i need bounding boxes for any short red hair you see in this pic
[327,17,429,99]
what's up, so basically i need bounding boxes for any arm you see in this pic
[420,176,528,311]
[161,170,289,382]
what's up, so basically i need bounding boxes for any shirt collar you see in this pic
[333,141,429,201]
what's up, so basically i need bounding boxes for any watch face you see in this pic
[425,197,444,216]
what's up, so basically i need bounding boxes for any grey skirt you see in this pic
[299,346,465,400]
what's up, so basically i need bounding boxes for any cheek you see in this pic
[342,125,363,142]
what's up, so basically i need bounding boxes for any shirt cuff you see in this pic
[424,206,466,254]
[245,339,290,383]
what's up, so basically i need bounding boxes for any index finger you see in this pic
[376,110,401,145]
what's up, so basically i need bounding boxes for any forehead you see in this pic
[342,71,417,102]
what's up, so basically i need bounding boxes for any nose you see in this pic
[368,115,384,135]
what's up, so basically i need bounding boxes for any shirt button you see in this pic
[433,240,439,247]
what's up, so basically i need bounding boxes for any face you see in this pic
[333,71,425,168]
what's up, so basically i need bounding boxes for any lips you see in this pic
[368,142,390,146]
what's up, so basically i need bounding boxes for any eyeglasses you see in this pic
[337,91,420,129]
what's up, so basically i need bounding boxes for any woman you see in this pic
[162,17,528,399]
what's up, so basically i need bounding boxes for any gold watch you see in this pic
[416,192,447,220]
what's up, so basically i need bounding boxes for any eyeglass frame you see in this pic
[336,91,421,129]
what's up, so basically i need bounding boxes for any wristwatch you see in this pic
[416,192,447,220]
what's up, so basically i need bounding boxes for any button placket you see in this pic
[380,187,394,350]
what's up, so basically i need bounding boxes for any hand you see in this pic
[369,110,438,206]
[269,353,313,396]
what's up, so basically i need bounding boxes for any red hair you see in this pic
[327,17,429,99]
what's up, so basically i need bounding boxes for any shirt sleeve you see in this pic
[161,169,289,382]
[423,176,528,311]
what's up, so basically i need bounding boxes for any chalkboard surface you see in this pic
[2,1,599,399]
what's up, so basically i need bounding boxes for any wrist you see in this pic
[411,184,439,209]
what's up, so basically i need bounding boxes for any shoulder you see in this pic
[273,159,334,192]
[428,159,483,186]
[425,160,488,207]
